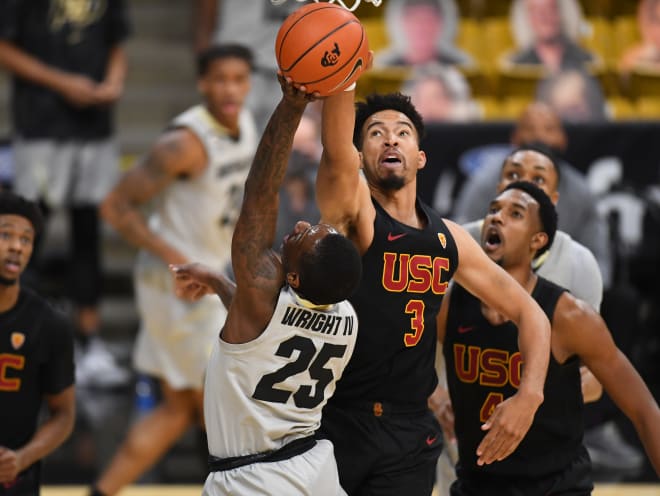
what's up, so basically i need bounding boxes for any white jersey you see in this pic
[205,286,358,459]
[132,105,257,390]
[463,220,603,311]
[150,104,257,270]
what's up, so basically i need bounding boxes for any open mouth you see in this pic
[380,152,402,168]
[483,227,502,251]
[3,259,21,274]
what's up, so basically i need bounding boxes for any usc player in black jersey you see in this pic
[436,182,660,495]
[315,85,553,495]
[0,192,75,495]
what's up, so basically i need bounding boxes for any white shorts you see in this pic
[203,439,346,496]
[133,253,227,390]
[12,138,119,208]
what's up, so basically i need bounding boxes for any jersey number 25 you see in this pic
[253,335,347,409]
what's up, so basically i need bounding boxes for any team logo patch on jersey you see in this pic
[10,332,25,350]
[437,233,447,249]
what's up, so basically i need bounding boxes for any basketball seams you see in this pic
[276,4,345,67]
[280,20,360,73]
[294,26,365,88]
[275,2,369,95]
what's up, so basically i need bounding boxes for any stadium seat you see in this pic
[577,0,614,17]
[606,97,637,120]
[482,17,516,71]
[499,96,534,120]
[581,17,614,67]
[629,67,660,97]
[356,67,409,99]
[496,63,546,99]
[362,17,389,55]
[611,16,641,64]
[635,97,660,119]
[474,97,503,120]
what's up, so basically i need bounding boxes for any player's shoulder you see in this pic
[19,287,72,332]
[554,289,598,327]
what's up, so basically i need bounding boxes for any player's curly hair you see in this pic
[0,191,44,235]
[502,181,558,258]
[297,233,362,305]
[353,92,425,150]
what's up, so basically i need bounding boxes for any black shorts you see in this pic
[318,400,443,496]
[450,448,593,496]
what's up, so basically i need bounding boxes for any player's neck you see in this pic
[0,282,20,313]
[205,105,241,138]
[290,288,332,311]
[372,184,423,229]
[506,265,537,294]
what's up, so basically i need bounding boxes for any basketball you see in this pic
[275,2,370,96]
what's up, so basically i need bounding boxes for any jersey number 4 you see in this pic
[253,335,347,409]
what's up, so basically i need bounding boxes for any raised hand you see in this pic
[476,392,538,466]
[169,263,216,301]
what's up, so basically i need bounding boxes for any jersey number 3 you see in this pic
[253,335,347,409]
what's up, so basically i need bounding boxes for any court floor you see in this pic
[42,484,660,495]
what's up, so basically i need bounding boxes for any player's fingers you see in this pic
[476,428,504,465]
[366,50,374,70]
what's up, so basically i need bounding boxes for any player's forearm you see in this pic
[0,41,69,93]
[243,96,306,204]
[192,0,218,53]
[211,274,236,308]
[515,310,551,405]
[15,403,74,473]
[101,194,184,264]
[321,88,357,165]
[103,45,128,88]
[634,407,660,476]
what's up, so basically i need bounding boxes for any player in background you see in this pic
[0,192,75,495]
[436,181,660,494]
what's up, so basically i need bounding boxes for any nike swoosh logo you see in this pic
[387,232,407,242]
[425,435,438,446]
[327,56,365,94]
[458,325,475,334]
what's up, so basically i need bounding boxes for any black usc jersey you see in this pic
[331,197,458,406]
[0,287,74,451]
[444,277,584,478]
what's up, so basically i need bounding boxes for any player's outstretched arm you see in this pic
[446,219,551,466]
[317,86,373,251]
[101,128,206,266]
[225,78,312,343]
[0,386,75,484]
[170,263,236,309]
[553,295,660,476]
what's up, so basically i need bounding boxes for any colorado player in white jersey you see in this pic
[91,45,257,496]
[171,76,362,495]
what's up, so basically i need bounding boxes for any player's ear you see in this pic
[286,272,300,289]
[531,232,549,252]
[417,150,427,170]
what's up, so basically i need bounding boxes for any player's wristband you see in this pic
[344,82,356,92]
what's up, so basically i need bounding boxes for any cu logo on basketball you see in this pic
[321,42,341,67]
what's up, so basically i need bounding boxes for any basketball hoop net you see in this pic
[270,0,382,13]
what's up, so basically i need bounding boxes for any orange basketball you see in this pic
[275,2,369,96]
